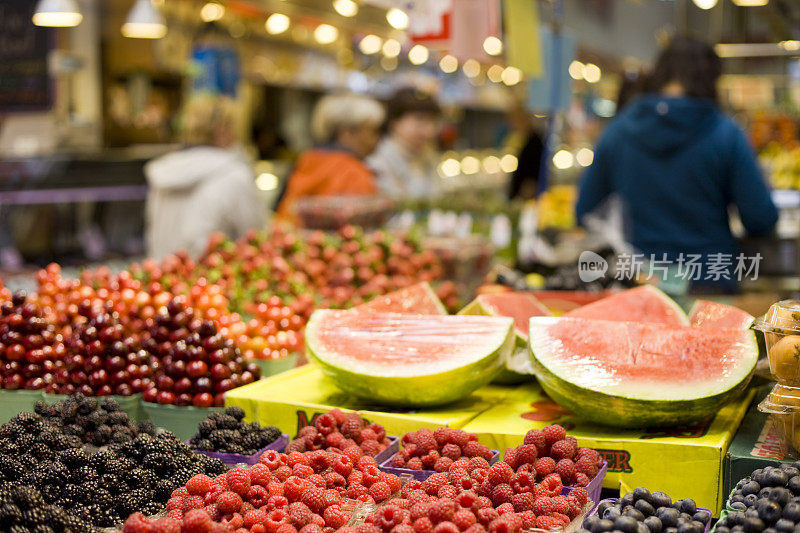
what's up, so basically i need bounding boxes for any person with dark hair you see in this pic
[506,106,544,200]
[367,88,441,200]
[576,36,778,290]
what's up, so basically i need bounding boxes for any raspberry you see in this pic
[471,469,488,484]
[411,502,432,521]
[468,457,490,472]
[495,503,514,516]
[523,429,546,450]
[440,443,461,461]
[392,454,407,468]
[344,446,363,463]
[452,431,470,448]
[174,487,191,499]
[454,510,477,530]
[315,413,337,435]
[413,517,434,533]
[216,491,243,514]
[476,497,493,510]
[355,526,381,533]
[323,505,350,529]
[565,498,581,519]
[186,496,206,510]
[433,522,459,533]
[487,462,513,486]
[534,457,556,479]
[308,451,331,473]
[123,513,152,533]
[404,457,422,470]
[569,487,589,506]
[168,510,184,521]
[577,447,601,463]
[261,450,285,470]
[324,489,342,508]
[347,471,364,486]
[324,471,346,490]
[514,445,538,466]
[535,516,563,531]
[250,464,274,487]
[247,485,270,508]
[428,499,457,523]
[284,477,308,502]
[394,526,415,533]
[476,508,499,527]
[331,454,354,477]
[542,474,563,496]
[542,425,567,445]
[187,475,213,496]
[519,511,536,530]
[301,487,325,513]
[533,497,554,516]
[422,451,440,469]
[432,457,452,472]
[299,525,323,533]
[491,484,513,507]
[455,490,479,510]
[437,486,458,500]
[361,465,382,486]
[244,509,268,528]
[550,440,577,461]
[575,455,598,478]
[384,473,402,493]
[463,441,487,459]
[152,517,181,533]
[183,509,214,533]
[288,502,314,528]
[369,481,392,502]
[511,492,535,513]
[551,496,570,515]
[286,440,307,454]
[346,484,368,500]
[464,525,487,533]
[360,428,378,442]
[167,497,183,512]
[574,472,590,487]
[555,459,576,484]
[422,473,448,496]
[341,414,365,439]
[325,432,344,448]
[433,427,449,446]
[511,471,535,494]
[227,469,252,496]
[361,440,382,457]
[308,474,327,488]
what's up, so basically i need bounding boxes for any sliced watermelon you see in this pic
[688,300,754,329]
[564,285,689,325]
[354,282,447,315]
[459,292,551,384]
[306,310,514,406]
[529,316,758,427]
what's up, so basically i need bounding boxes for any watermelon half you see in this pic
[459,292,551,384]
[354,282,447,315]
[306,310,514,407]
[529,316,758,427]
[564,285,689,325]
[688,300,754,329]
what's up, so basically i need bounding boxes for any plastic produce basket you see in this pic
[560,460,608,514]
[378,449,500,482]
[249,353,299,378]
[141,402,223,440]
[294,195,395,231]
[584,498,712,533]
[0,389,44,423]
[187,434,289,467]
[41,392,144,421]
[712,511,728,533]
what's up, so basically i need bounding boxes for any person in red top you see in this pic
[277,93,385,218]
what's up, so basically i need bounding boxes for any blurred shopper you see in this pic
[507,107,544,201]
[367,88,441,200]
[276,93,384,217]
[144,95,265,260]
[576,36,778,290]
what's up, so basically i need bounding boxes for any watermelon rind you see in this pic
[306,310,514,407]
[354,282,448,315]
[688,300,755,330]
[565,285,690,326]
[528,316,758,427]
[459,293,550,384]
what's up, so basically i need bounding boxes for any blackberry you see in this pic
[138,420,156,436]
[77,397,98,416]
[225,406,246,421]
[61,485,83,502]
[30,525,54,533]
[85,410,106,429]
[100,398,120,412]
[88,451,114,472]
[218,414,238,430]
[92,425,112,445]
[0,503,22,521]
[33,401,50,416]
[10,485,43,509]
[21,508,46,526]
[142,501,162,516]
[153,480,174,502]
[57,449,87,469]
[197,419,216,436]
[106,411,128,426]
[196,439,213,451]
[28,443,53,462]
[242,432,261,453]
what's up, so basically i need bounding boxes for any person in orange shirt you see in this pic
[277,93,385,218]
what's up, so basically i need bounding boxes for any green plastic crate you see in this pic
[41,392,144,420]
[0,389,44,423]
[250,353,299,378]
[141,402,222,440]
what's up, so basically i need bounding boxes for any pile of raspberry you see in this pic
[122,449,403,533]
[353,454,590,533]
[286,409,391,458]
[504,424,603,488]
[390,428,494,471]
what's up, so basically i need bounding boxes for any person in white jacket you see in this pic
[144,95,266,260]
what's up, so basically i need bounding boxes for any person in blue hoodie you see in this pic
[576,36,779,291]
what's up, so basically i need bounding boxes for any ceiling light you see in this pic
[501,66,522,86]
[408,44,429,65]
[359,34,383,54]
[553,150,574,170]
[462,59,481,78]
[487,64,504,83]
[583,63,601,83]
[382,38,401,57]
[122,0,167,39]
[314,23,339,44]
[439,54,458,73]
[691,0,717,9]
[200,2,224,22]
[266,13,290,35]
[333,0,359,17]
[386,8,409,30]
[483,36,503,56]
[731,0,767,5]
[569,60,584,80]
[32,0,83,27]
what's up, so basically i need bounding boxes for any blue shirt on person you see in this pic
[575,94,779,288]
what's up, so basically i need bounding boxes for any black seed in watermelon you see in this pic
[789,477,800,496]
[775,519,795,532]
[614,516,640,533]
[644,516,663,533]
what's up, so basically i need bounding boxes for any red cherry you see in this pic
[215,378,234,393]
[175,393,193,406]
[174,377,192,394]
[155,375,174,391]
[210,363,231,381]
[192,392,214,408]
[88,369,108,387]
[240,371,255,385]
[21,363,41,379]
[115,383,133,396]
[106,355,126,372]
[194,376,213,394]
[25,349,45,365]
[142,387,158,402]
[213,392,225,407]
[166,360,186,378]
[96,384,112,396]
[85,355,103,372]
[156,390,175,405]
[69,370,87,386]
[77,384,94,396]
[3,374,23,390]
[5,344,24,361]
[186,360,208,379]
[110,370,129,386]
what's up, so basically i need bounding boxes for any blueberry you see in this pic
[677,523,702,533]
[605,508,622,521]
[717,528,731,533]
[644,516,663,533]
[680,513,694,523]
[586,516,601,531]
[733,503,749,511]
[789,477,800,496]
[638,524,651,533]
[760,501,783,525]
[784,502,800,522]
[794,526,800,533]
[664,528,678,533]
[615,516,640,533]
[759,498,775,511]
[636,500,656,517]
[693,512,710,525]
[771,489,792,507]
[762,489,776,499]
[593,519,615,533]
[681,500,696,516]
[621,493,635,508]
[746,509,761,520]
[754,470,767,485]
[768,470,790,488]
[653,492,673,509]
[781,466,800,479]
[744,517,766,533]
[745,483,763,496]
[766,529,780,533]
[732,528,745,533]
[658,508,681,528]
[775,519,795,533]
[732,495,746,504]
[598,502,615,517]
[635,488,655,505]
[746,495,759,507]
[625,509,646,522]
[728,513,745,527]
[673,500,684,511]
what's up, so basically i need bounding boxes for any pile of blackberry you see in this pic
[0,484,95,533]
[188,406,281,455]
[34,393,146,446]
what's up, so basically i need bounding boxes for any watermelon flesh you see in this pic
[564,285,689,325]
[689,300,754,329]
[459,292,551,384]
[306,310,514,406]
[529,316,758,427]
[353,282,447,315]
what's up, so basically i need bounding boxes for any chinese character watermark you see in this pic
[577,252,762,282]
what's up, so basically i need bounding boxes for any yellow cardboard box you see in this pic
[225,365,510,438]
[461,382,755,517]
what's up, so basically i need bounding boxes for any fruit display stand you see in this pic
[0,389,44,423]
[187,433,289,467]
[723,385,788,498]
[223,365,512,438]
[586,498,713,533]
[377,449,502,481]
[41,391,144,420]
[249,352,300,378]
[459,381,756,516]
[140,402,223,440]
